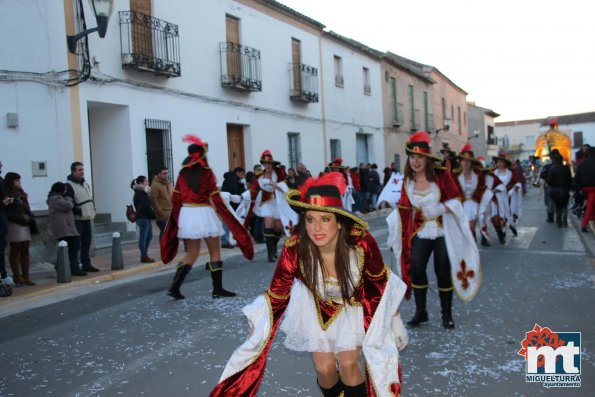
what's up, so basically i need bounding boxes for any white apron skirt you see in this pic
[280,280,365,353]
[177,206,224,239]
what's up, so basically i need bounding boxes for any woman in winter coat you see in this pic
[47,182,86,276]
[4,172,35,285]
[131,176,157,263]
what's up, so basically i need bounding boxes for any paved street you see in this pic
[0,188,593,396]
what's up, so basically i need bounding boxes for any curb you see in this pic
[1,212,389,306]
[570,213,595,259]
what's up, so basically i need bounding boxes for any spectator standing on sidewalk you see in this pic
[575,146,595,232]
[220,167,246,249]
[66,162,99,273]
[4,172,35,285]
[368,163,381,211]
[0,161,11,282]
[546,152,573,227]
[47,182,86,276]
[149,166,173,243]
[132,176,156,263]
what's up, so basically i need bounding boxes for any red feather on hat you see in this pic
[409,131,431,144]
[460,143,472,153]
[182,134,207,147]
[299,172,347,200]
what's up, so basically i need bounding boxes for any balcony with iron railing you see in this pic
[220,42,262,92]
[289,63,318,103]
[119,11,181,77]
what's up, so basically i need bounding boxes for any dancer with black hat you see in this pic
[161,135,253,300]
[490,151,523,244]
[387,131,481,330]
[210,172,408,397]
[244,150,297,262]
[452,143,502,246]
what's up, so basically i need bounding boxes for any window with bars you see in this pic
[334,55,344,87]
[330,139,342,160]
[145,119,173,182]
[288,133,302,170]
[363,67,371,95]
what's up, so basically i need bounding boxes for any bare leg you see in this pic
[337,348,365,386]
[311,352,340,388]
[181,239,201,265]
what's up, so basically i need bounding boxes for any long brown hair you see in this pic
[180,163,207,193]
[403,155,435,182]
[294,212,359,304]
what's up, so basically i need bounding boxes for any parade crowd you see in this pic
[1,131,594,396]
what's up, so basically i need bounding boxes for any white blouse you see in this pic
[407,180,444,239]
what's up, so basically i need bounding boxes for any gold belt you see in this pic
[182,203,209,207]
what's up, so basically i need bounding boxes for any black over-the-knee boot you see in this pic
[317,378,344,397]
[264,228,275,263]
[439,290,455,329]
[343,382,366,397]
[167,263,192,300]
[407,287,428,326]
[208,261,236,298]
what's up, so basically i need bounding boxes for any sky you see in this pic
[278,0,595,122]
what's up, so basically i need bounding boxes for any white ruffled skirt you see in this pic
[463,199,479,222]
[177,206,224,239]
[254,199,280,219]
[280,280,365,353]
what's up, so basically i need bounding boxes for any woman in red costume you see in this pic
[245,150,288,262]
[161,135,253,300]
[387,131,480,330]
[210,172,408,397]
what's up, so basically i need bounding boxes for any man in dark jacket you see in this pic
[0,160,10,281]
[220,167,246,248]
[546,152,573,227]
[575,147,595,232]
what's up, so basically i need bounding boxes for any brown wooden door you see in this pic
[130,0,153,61]
[227,124,245,171]
[292,38,301,93]
[226,15,240,78]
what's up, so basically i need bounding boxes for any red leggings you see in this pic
[581,187,595,228]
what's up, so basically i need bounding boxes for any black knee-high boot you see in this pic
[208,261,236,298]
[343,382,366,397]
[167,263,192,300]
[264,228,275,263]
[439,290,455,329]
[317,378,344,397]
[273,230,283,259]
[407,287,428,326]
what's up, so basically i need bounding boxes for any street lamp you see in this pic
[67,0,116,53]
[435,118,451,134]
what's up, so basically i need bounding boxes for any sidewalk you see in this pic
[0,209,392,308]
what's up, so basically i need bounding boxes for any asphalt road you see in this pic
[0,188,593,396]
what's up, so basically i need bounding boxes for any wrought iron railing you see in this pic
[219,42,262,92]
[289,63,318,103]
[119,11,181,77]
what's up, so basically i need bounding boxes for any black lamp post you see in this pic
[67,0,116,53]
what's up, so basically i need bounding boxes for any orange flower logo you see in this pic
[518,324,566,367]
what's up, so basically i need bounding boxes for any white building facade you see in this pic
[1,0,331,220]
[321,32,384,169]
